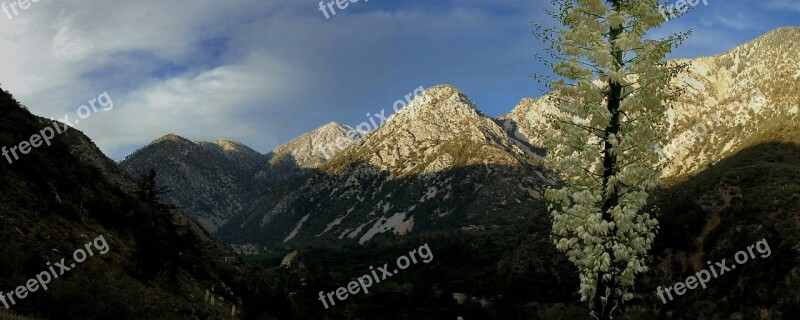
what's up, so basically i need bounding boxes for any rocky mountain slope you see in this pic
[258,122,353,181]
[658,26,800,179]
[121,122,353,232]
[498,96,558,153]
[502,27,800,181]
[219,85,555,245]
[121,134,267,232]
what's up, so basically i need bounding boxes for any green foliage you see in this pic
[32,263,177,320]
[252,229,579,320]
[243,252,290,268]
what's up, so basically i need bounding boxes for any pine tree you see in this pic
[535,0,688,318]
[135,168,172,210]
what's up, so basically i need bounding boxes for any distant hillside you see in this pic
[120,134,267,232]
[643,125,800,318]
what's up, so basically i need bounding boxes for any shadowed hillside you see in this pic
[0,87,291,319]
[644,137,800,318]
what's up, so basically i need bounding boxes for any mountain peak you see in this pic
[517,97,537,105]
[320,121,347,130]
[210,139,251,152]
[324,85,535,176]
[154,133,192,144]
[268,121,353,169]
[311,122,353,140]
[427,83,460,94]
[123,135,266,232]
[390,84,482,124]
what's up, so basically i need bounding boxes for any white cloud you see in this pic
[0,0,296,158]
[88,53,299,158]
[709,12,752,31]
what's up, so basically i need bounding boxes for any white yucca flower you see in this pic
[537,0,688,318]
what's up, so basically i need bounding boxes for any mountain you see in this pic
[498,96,558,153]
[219,84,555,245]
[120,122,353,232]
[270,122,354,169]
[258,122,354,181]
[325,85,541,175]
[222,28,800,243]
[502,27,800,181]
[657,27,800,179]
[246,134,800,319]
[120,134,267,232]
[0,86,287,319]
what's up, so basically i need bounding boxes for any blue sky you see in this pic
[0,0,797,160]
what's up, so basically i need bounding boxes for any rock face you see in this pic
[271,122,353,169]
[326,85,539,175]
[498,96,559,151]
[501,27,800,180]
[258,122,353,182]
[120,122,353,232]
[221,85,556,245]
[121,135,266,232]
